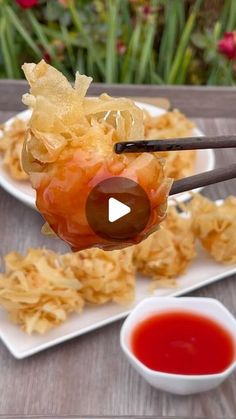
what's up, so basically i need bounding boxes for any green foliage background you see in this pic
[0,0,235,85]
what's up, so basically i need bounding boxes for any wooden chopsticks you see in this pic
[115,135,236,154]
[114,135,236,194]
[169,164,236,196]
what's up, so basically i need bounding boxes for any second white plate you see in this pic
[0,242,235,359]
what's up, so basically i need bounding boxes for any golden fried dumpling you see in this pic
[134,205,197,283]
[188,194,236,264]
[22,61,172,251]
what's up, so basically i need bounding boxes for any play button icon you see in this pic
[86,177,151,242]
[108,198,131,222]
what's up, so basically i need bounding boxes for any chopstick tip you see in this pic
[114,143,125,154]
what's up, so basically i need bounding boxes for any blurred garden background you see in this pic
[0,0,236,85]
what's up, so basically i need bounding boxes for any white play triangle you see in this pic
[108,197,131,223]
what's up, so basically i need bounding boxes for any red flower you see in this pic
[16,0,38,9]
[142,5,151,15]
[116,40,126,56]
[43,52,51,64]
[218,32,236,60]
[140,4,158,22]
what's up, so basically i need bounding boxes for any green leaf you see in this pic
[220,0,230,33]
[120,19,142,83]
[0,5,21,78]
[135,22,156,83]
[191,33,207,49]
[226,0,236,31]
[5,15,21,78]
[26,10,55,59]
[204,49,216,63]
[105,0,120,83]
[175,48,192,84]
[167,0,203,84]
[60,11,72,27]
[175,0,185,33]
[134,0,159,83]
[43,26,79,46]
[45,2,63,22]
[213,21,221,41]
[26,9,70,77]
[149,52,162,84]
[163,1,178,80]
[61,24,75,71]
[0,17,14,78]
[69,1,105,76]
[77,49,85,75]
[122,2,132,37]
[5,5,41,59]
[150,70,164,85]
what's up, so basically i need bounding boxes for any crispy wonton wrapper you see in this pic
[188,194,236,264]
[144,109,196,179]
[134,205,197,287]
[0,119,29,180]
[21,60,172,251]
[0,247,135,334]
[62,247,135,305]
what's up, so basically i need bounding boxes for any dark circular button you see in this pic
[86,177,151,242]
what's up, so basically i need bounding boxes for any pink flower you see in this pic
[116,40,126,56]
[16,0,38,8]
[218,32,236,60]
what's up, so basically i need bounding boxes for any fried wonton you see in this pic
[0,119,28,180]
[188,194,236,264]
[21,60,172,251]
[144,109,196,179]
[134,205,197,286]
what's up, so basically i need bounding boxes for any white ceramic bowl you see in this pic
[120,297,236,395]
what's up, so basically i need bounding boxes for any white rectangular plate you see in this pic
[0,244,235,359]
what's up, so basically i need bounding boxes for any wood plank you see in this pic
[0,80,236,117]
[0,111,19,123]
[92,85,236,118]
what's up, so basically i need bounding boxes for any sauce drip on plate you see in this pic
[131,311,235,375]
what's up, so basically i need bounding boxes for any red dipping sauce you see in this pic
[131,311,235,375]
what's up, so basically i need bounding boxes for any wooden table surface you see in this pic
[0,82,236,418]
